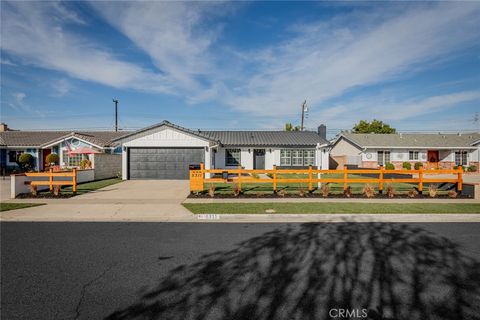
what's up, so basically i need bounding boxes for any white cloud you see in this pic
[0,58,16,66]
[0,2,173,94]
[13,92,26,105]
[90,1,234,92]
[51,78,72,97]
[221,3,480,119]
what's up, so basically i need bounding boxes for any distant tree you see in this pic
[352,119,396,134]
[285,123,300,131]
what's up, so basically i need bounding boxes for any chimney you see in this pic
[0,123,8,132]
[317,124,327,140]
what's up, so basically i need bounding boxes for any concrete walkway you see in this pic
[2,179,480,222]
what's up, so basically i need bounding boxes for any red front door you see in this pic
[427,150,439,169]
[42,149,51,171]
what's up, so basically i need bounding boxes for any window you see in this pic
[280,149,316,166]
[8,151,20,163]
[304,150,315,166]
[377,151,391,166]
[62,150,84,167]
[455,151,468,166]
[409,151,419,160]
[292,150,303,165]
[225,149,241,166]
[280,150,291,166]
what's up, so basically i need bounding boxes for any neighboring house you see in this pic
[330,132,480,170]
[113,121,330,180]
[0,128,128,172]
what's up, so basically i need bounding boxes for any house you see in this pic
[0,124,128,172]
[113,121,330,180]
[330,132,480,170]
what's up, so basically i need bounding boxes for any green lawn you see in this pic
[39,178,123,196]
[207,173,431,195]
[183,203,480,214]
[0,203,45,212]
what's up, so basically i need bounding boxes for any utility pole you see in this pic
[112,99,119,132]
[300,100,307,131]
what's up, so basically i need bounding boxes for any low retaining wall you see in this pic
[10,169,94,198]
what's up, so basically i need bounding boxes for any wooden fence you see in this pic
[189,163,463,194]
[25,168,77,192]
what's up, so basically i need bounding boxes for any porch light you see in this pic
[205,146,209,152]
[248,149,251,153]
[123,146,126,152]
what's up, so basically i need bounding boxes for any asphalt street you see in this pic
[1,222,480,320]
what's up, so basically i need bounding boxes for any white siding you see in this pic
[123,127,210,148]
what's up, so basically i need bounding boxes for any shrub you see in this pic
[298,187,306,197]
[407,189,417,198]
[414,162,423,170]
[448,190,458,198]
[454,165,466,171]
[208,184,215,198]
[467,165,477,172]
[79,159,92,169]
[53,185,61,196]
[321,183,330,198]
[233,183,241,197]
[45,153,59,165]
[18,153,33,170]
[29,185,38,197]
[363,184,375,198]
[385,163,395,170]
[343,186,352,198]
[402,162,411,170]
[251,172,260,179]
[386,185,396,198]
[428,184,438,198]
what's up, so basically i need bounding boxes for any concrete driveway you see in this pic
[1,180,195,221]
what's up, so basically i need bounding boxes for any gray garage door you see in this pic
[128,148,204,179]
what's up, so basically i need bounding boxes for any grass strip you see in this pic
[0,203,45,212]
[183,203,480,214]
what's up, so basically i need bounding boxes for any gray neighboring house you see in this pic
[0,123,128,172]
[113,121,330,180]
[330,132,480,170]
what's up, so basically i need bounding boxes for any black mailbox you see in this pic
[189,164,201,170]
[222,171,229,180]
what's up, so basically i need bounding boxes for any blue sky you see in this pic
[1,1,479,133]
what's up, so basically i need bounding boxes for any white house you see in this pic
[113,121,330,180]
[330,132,480,171]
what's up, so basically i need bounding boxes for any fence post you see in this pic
[379,166,384,194]
[343,165,348,191]
[72,168,77,193]
[200,163,205,191]
[49,168,53,191]
[237,165,242,190]
[418,165,423,194]
[457,166,463,194]
[273,165,277,193]
[308,165,313,192]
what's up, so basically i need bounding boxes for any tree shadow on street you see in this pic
[106,223,480,320]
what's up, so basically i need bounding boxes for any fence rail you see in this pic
[189,163,463,194]
[25,168,77,192]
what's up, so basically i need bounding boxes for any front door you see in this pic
[42,149,52,171]
[254,149,265,169]
[427,150,439,169]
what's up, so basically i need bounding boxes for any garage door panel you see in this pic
[128,148,204,180]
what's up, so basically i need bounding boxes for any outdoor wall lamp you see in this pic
[123,146,126,152]
[205,146,209,152]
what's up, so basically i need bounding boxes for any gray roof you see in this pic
[114,121,328,147]
[0,131,130,148]
[341,132,480,149]
[202,130,328,147]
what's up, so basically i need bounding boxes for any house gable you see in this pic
[123,126,211,147]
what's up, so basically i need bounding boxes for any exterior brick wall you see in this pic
[92,154,121,180]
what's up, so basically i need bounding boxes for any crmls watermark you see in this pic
[329,308,368,319]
